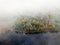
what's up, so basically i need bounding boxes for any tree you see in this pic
[14,15,56,33]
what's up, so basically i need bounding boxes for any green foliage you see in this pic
[15,15,56,33]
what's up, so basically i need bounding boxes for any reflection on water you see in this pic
[0,32,60,45]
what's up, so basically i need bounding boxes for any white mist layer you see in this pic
[0,0,60,34]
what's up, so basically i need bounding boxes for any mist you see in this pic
[0,0,60,45]
[0,0,60,36]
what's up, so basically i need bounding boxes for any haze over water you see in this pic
[0,0,60,33]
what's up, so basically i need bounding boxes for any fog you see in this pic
[0,0,60,45]
[0,0,60,34]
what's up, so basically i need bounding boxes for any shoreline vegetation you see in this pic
[14,14,60,34]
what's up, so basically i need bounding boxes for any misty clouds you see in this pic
[0,0,60,34]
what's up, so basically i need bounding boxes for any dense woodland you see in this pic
[14,14,60,33]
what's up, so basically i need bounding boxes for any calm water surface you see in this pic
[0,32,60,45]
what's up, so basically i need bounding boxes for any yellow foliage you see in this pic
[15,16,56,33]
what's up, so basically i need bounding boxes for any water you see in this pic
[0,32,60,45]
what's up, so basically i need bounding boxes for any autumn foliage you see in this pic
[15,15,56,33]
